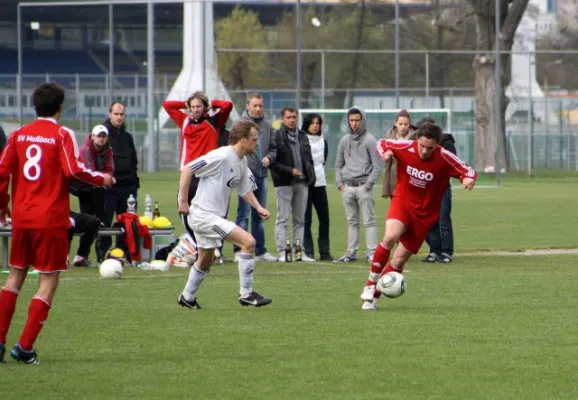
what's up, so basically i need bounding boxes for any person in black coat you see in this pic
[419,118,457,264]
[270,107,316,261]
[99,101,140,258]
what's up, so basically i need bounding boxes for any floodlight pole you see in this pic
[296,0,302,109]
[395,0,400,108]
[108,1,115,103]
[146,0,156,172]
[17,4,23,125]
[494,0,502,186]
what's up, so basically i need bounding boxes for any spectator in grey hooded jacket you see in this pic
[335,106,383,262]
[233,93,278,262]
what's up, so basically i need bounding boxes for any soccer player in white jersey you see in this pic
[176,120,272,309]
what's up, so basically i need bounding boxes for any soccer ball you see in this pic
[377,272,406,298]
[99,259,123,280]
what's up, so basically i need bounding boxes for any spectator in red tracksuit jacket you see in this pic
[163,92,233,239]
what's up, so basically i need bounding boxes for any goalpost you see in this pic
[298,108,452,170]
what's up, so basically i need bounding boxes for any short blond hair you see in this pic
[229,120,258,145]
[247,93,263,103]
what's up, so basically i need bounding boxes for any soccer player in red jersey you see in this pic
[0,83,113,363]
[360,122,477,310]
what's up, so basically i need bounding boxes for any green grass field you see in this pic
[2,173,578,399]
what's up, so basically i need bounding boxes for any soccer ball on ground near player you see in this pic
[377,271,406,298]
[99,259,123,280]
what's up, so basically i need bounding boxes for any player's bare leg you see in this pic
[361,219,406,308]
[226,226,272,307]
[10,271,60,365]
[178,247,214,310]
[0,267,29,362]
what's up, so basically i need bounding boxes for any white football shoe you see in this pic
[301,254,316,262]
[361,299,378,310]
[360,284,376,302]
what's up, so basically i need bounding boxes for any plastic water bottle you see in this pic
[144,194,153,218]
[127,194,136,214]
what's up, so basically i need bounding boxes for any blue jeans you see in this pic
[426,186,453,256]
[233,176,268,256]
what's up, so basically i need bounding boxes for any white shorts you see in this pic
[188,210,236,249]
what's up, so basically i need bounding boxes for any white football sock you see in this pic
[182,263,206,301]
[238,253,254,297]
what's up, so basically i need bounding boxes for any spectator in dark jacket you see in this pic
[70,124,114,264]
[270,107,316,262]
[100,101,139,257]
[419,118,457,264]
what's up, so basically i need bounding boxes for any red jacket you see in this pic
[79,134,114,174]
[162,99,233,168]
[116,213,152,262]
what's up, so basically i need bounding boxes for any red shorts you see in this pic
[386,203,432,254]
[10,228,68,273]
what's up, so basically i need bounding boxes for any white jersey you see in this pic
[188,146,257,216]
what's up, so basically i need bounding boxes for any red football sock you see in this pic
[18,296,51,351]
[0,287,19,345]
[365,242,392,286]
[382,263,404,277]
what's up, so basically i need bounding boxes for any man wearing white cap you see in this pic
[69,124,114,264]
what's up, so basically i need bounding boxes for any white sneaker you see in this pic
[233,252,241,262]
[277,254,286,262]
[301,254,316,262]
[255,252,278,262]
[361,299,378,310]
[360,284,376,302]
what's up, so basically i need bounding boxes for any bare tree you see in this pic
[464,0,529,172]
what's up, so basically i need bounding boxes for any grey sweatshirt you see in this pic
[240,109,277,178]
[335,106,383,189]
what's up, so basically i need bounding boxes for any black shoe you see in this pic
[421,254,440,263]
[239,291,272,307]
[320,254,335,262]
[10,343,39,365]
[440,253,453,263]
[177,294,203,309]
[0,342,5,363]
[338,254,357,263]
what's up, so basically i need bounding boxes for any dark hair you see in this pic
[109,101,125,112]
[417,122,442,143]
[33,83,65,117]
[281,107,297,117]
[186,91,209,109]
[415,117,436,130]
[395,109,411,122]
[301,113,323,135]
[347,108,362,118]
[229,120,258,145]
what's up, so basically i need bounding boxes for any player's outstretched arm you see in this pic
[177,166,193,216]
[242,191,269,220]
[440,149,478,189]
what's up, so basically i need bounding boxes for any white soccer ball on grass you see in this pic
[99,259,123,280]
[377,271,406,298]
